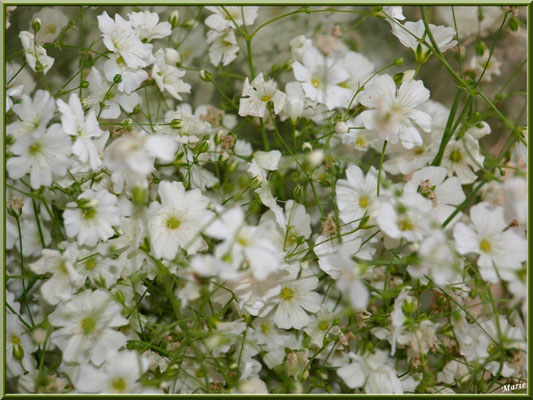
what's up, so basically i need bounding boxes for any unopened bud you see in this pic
[13,343,24,360]
[32,18,41,33]
[334,121,348,134]
[306,149,324,168]
[293,184,304,202]
[32,328,47,346]
[165,48,181,65]
[169,10,180,29]
[200,70,212,82]
[393,57,404,67]
[113,74,122,84]
[302,142,312,152]
[475,40,487,56]
[170,119,184,130]
[393,72,404,85]
[132,186,146,205]
[197,139,210,154]
[81,80,89,88]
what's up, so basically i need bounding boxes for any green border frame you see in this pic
[1,2,530,399]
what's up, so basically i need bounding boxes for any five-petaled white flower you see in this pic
[359,74,432,149]
[239,73,287,118]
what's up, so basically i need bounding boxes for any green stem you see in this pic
[377,140,387,196]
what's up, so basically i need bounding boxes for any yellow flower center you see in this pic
[237,235,249,246]
[85,257,97,271]
[29,143,41,155]
[11,335,20,344]
[166,216,181,230]
[111,377,127,392]
[311,79,320,88]
[449,148,463,163]
[80,316,97,335]
[399,218,413,231]
[359,195,369,209]
[261,94,271,102]
[479,239,492,253]
[279,287,294,301]
[318,320,329,331]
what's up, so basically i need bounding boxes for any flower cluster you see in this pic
[5,5,527,395]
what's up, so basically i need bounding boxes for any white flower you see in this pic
[7,124,71,189]
[6,313,37,378]
[441,135,484,184]
[31,7,68,43]
[76,350,151,394]
[325,250,369,310]
[8,89,55,139]
[6,63,24,112]
[238,73,286,118]
[404,166,465,224]
[97,11,154,69]
[103,54,148,94]
[57,93,107,170]
[152,48,191,100]
[162,103,211,144]
[206,207,281,281]
[64,189,121,247]
[382,6,405,21]
[19,31,54,73]
[292,46,352,110]
[453,202,527,282]
[205,6,258,31]
[467,49,502,82]
[29,248,84,305]
[407,231,464,286]
[273,266,321,330]
[85,67,141,119]
[336,164,379,224]
[377,191,434,243]
[247,150,281,180]
[128,10,171,41]
[48,289,128,365]
[337,350,403,393]
[148,181,214,259]
[382,100,447,175]
[104,130,177,193]
[503,176,527,226]
[303,308,335,347]
[339,51,375,107]
[207,29,240,67]
[359,74,431,149]
[289,34,313,61]
[392,20,457,60]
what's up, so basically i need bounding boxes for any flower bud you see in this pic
[393,57,404,67]
[32,17,41,33]
[169,10,180,29]
[132,186,147,206]
[302,142,312,152]
[293,184,304,202]
[227,159,239,174]
[170,119,184,130]
[32,328,47,346]
[197,139,210,154]
[393,72,404,85]
[475,40,487,56]
[509,17,520,32]
[306,150,324,168]
[80,80,89,88]
[113,74,122,84]
[199,70,212,82]
[334,121,348,134]
[165,48,181,65]
[13,343,24,361]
